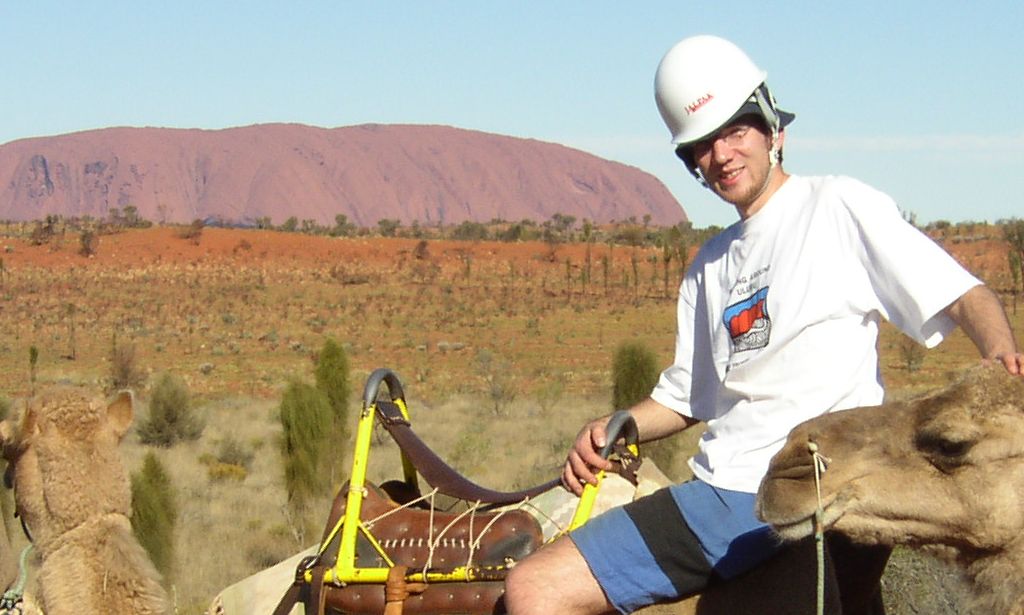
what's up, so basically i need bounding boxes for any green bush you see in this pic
[611,340,678,476]
[611,340,660,409]
[315,338,350,429]
[138,373,204,447]
[315,338,351,481]
[279,380,332,515]
[216,435,255,470]
[131,452,177,580]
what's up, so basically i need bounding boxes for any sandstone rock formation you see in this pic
[0,124,686,227]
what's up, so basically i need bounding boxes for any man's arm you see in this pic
[944,284,1023,375]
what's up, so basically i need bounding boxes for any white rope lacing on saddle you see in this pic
[808,441,831,615]
[362,489,528,579]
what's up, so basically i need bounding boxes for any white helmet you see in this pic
[654,35,794,148]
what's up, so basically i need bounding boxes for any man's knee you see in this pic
[504,537,609,615]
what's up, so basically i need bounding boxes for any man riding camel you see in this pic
[505,34,1023,614]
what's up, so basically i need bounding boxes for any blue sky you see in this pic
[1,1,1021,228]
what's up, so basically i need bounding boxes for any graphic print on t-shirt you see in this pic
[723,286,771,353]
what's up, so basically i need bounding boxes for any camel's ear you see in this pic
[107,390,135,439]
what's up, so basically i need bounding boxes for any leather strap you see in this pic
[376,401,560,505]
[306,565,327,615]
[383,565,428,615]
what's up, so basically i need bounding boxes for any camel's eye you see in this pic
[916,432,975,471]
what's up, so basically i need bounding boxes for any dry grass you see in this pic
[0,226,1018,613]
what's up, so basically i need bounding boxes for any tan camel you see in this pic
[758,362,1024,615]
[0,386,169,615]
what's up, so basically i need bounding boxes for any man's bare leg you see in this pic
[505,535,617,615]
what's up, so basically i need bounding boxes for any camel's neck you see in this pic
[39,512,131,558]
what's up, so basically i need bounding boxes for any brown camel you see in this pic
[0,386,169,615]
[758,362,1024,615]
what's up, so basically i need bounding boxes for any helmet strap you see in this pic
[753,84,782,143]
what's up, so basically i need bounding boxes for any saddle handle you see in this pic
[568,410,641,532]
[599,409,640,459]
[363,368,407,408]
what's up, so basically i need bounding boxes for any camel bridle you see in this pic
[808,440,831,615]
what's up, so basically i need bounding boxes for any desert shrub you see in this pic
[314,338,350,429]
[611,340,659,409]
[78,229,98,256]
[279,380,332,517]
[899,336,925,372]
[109,338,146,391]
[178,219,204,244]
[131,451,177,580]
[206,462,248,482]
[412,239,430,260]
[138,372,204,447]
[216,435,255,469]
[474,349,517,417]
[533,372,565,416]
[611,340,678,476]
[315,338,351,480]
[29,346,38,394]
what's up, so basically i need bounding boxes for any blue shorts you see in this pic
[569,479,782,613]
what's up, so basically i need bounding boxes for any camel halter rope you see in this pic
[0,544,33,614]
[808,441,831,615]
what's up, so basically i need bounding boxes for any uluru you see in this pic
[0,123,687,227]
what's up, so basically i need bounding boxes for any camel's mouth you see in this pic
[766,501,846,541]
[758,480,846,542]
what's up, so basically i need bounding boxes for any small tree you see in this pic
[279,380,332,535]
[315,338,350,425]
[611,340,677,475]
[138,373,203,446]
[64,303,77,360]
[612,341,659,410]
[474,349,518,417]
[109,336,146,392]
[1005,219,1024,314]
[899,336,926,373]
[28,346,38,396]
[377,218,400,237]
[131,451,177,581]
[78,229,98,256]
[315,338,351,481]
[1009,250,1021,315]
[178,219,204,245]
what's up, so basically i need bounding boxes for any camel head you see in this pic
[757,363,1024,611]
[758,363,1024,552]
[0,387,135,553]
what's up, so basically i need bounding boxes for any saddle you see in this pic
[273,368,640,615]
[289,480,541,615]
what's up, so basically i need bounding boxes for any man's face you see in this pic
[692,116,781,214]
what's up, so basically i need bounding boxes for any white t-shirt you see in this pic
[650,175,981,493]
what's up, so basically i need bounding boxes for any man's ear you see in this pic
[770,128,786,166]
[107,390,135,440]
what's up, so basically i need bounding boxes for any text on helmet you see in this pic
[686,93,714,116]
